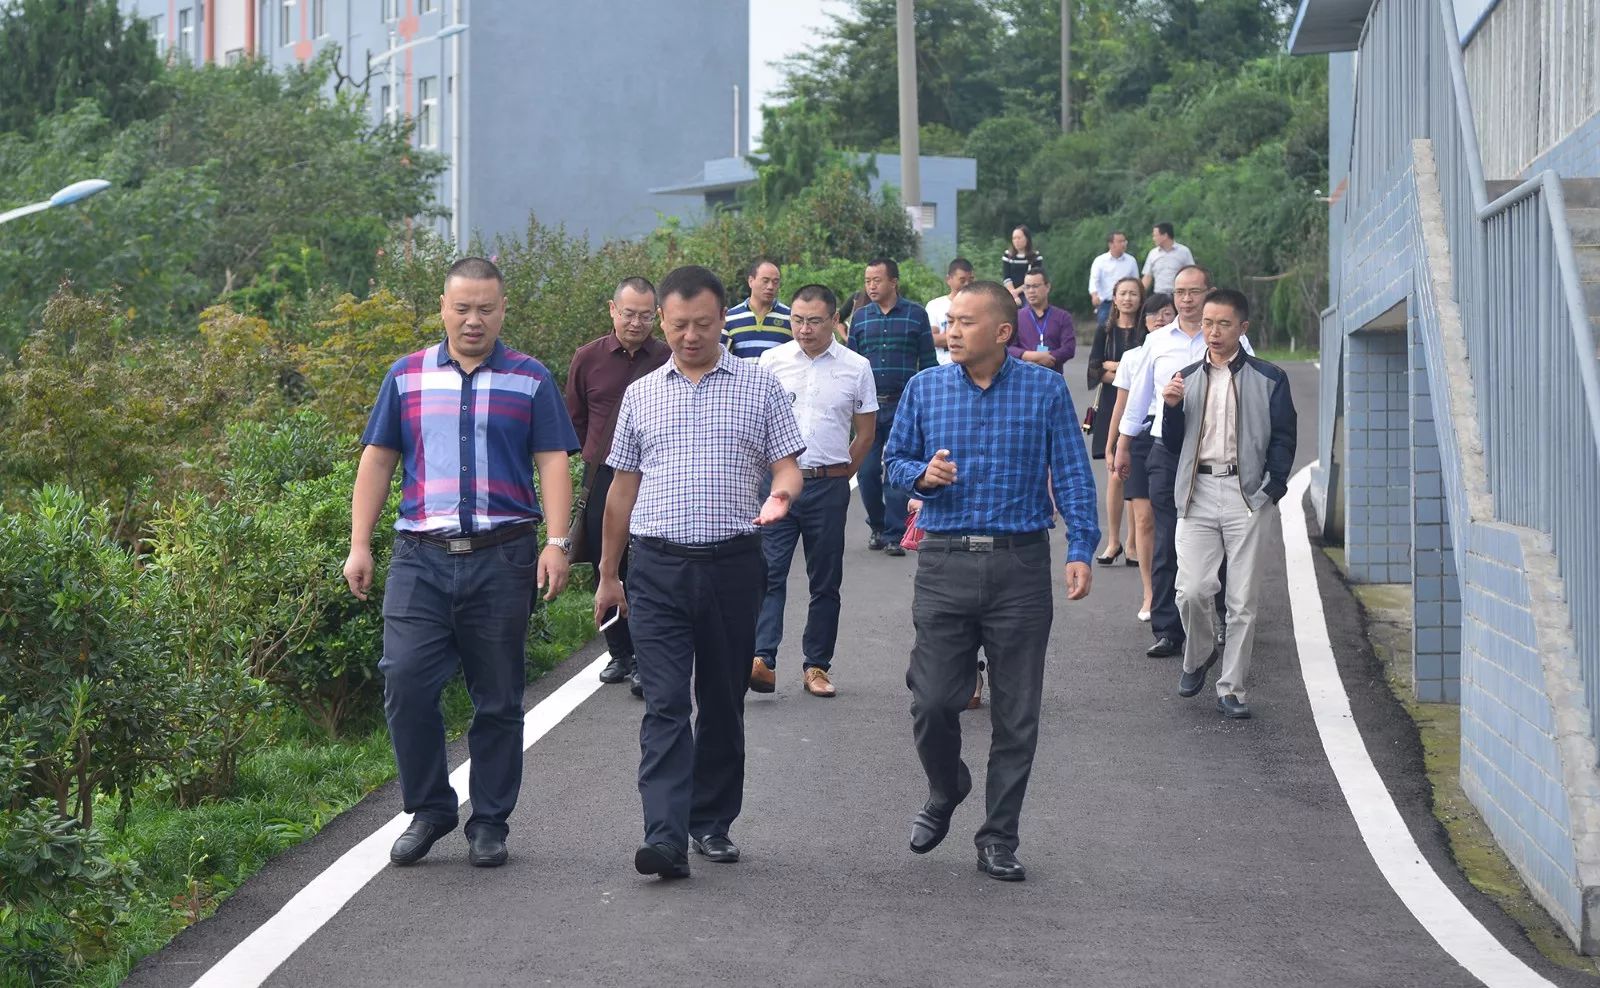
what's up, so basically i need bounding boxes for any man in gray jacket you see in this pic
[1160,288,1296,719]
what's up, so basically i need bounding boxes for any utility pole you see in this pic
[1060,0,1072,132]
[895,0,922,238]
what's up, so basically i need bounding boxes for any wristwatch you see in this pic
[547,536,573,555]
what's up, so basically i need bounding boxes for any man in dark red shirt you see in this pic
[565,276,671,693]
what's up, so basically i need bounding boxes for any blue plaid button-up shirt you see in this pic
[848,295,937,398]
[884,356,1100,565]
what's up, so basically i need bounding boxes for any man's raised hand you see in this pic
[1161,371,1185,407]
[918,449,957,491]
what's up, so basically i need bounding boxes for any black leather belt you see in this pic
[1197,464,1239,477]
[401,522,535,555]
[633,534,762,560]
[919,531,1049,553]
[801,464,852,479]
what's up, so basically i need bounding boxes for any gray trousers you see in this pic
[1175,474,1278,701]
[908,539,1054,851]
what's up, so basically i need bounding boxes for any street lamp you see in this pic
[0,179,112,227]
[368,22,468,126]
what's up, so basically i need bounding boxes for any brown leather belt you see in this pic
[400,522,536,555]
[801,464,853,479]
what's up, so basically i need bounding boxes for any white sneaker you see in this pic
[1137,609,1152,622]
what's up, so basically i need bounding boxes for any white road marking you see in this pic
[1281,464,1554,988]
[189,652,613,988]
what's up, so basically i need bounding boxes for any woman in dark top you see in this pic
[1087,276,1148,562]
[1001,225,1043,306]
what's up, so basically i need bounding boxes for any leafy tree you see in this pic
[0,0,165,135]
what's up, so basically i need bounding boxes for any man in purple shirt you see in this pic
[1009,267,1076,371]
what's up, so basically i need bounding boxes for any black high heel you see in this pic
[1095,545,1125,565]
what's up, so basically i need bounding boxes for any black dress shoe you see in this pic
[629,668,644,699]
[867,531,886,551]
[883,542,906,557]
[690,833,740,863]
[977,844,1027,881]
[1217,694,1252,719]
[1178,649,1221,698]
[599,653,634,684]
[467,831,508,868]
[910,761,972,854]
[634,842,690,879]
[390,818,453,865]
[1146,637,1181,658]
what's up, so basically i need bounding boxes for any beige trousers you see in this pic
[1175,473,1277,701]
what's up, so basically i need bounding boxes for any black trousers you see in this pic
[909,539,1054,851]
[628,536,766,850]
[582,463,634,660]
[1145,441,1227,646]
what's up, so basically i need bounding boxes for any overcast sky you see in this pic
[749,0,843,147]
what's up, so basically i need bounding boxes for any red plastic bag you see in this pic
[901,507,926,551]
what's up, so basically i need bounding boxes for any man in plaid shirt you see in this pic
[848,256,937,555]
[885,280,1098,883]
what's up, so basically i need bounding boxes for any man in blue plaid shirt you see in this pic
[848,256,937,555]
[884,280,1098,883]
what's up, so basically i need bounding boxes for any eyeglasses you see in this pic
[617,308,655,324]
[792,316,833,329]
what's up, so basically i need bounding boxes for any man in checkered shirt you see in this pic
[593,265,806,880]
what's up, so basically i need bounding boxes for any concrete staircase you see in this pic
[1563,179,1600,359]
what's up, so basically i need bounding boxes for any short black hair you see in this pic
[789,283,839,316]
[1154,222,1175,238]
[1203,287,1250,321]
[613,276,656,301]
[1143,293,1174,315]
[446,256,503,289]
[947,257,974,276]
[747,257,781,280]
[1174,264,1212,289]
[1023,265,1049,282]
[955,280,1018,330]
[866,257,899,280]
[1107,230,1127,244]
[657,265,726,309]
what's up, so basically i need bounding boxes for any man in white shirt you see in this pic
[924,257,974,366]
[752,284,879,698]
[1142,222,1197,295]
[1114,266,1247,657]
[1088,231,1139,327]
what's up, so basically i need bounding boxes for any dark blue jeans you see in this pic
[628,536,765,850]
[1096,298,1113,328]
[855,401,909,541]
[379,531,536,839]
[755,476,850,671]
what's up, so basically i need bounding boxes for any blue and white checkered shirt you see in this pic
[884,356,1100,565]
[608,349,806,544]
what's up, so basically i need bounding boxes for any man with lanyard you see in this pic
[1113,265,1248,658]
[722,257,791,360]
[1008,267,1075,372]
[344,256,580,870]
[849,256,937,556]
[751,284,879,698]
[593,265,805,880]
[565,276,671,695]
[884,280,1098,882]
[1088,231,1139,328]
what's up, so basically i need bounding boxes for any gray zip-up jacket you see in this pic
[1160,350,1297,515]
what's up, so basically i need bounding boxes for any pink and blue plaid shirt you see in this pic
[361,340,579,536]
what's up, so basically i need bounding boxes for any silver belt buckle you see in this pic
[447,537,474,554]
[966,536,995,553]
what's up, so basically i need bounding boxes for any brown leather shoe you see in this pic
[749,657,776,694]
[967,670,984,710]
[803,667,836,698]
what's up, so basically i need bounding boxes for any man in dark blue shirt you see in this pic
[848,256,937,554]
[884,280,1099,883]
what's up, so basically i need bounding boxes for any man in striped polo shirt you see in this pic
[722,257,792,359]
[343,256,580,870]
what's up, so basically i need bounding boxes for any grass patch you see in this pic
[26,585,597,988]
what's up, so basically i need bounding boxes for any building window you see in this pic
[177,8,192,62]
[417,76,438,148]
[379,85,392,123]
[225,47,245,65]
[420,0,436,12]
[280,0,294,45]
[149,14,164,53]
[382,0,400,21]
[311,0,324,36]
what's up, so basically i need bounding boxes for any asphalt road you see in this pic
[126,362,1600,988]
